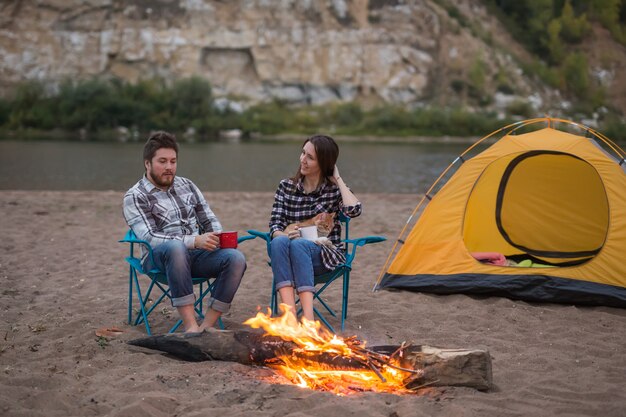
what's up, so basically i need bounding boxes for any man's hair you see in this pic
[143,131,179,163]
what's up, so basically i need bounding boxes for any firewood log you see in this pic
[371,345,492,391]
[128,329,492,390]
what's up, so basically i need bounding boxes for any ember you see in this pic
[244,305,422,395]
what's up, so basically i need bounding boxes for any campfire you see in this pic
[129,309,492,394]
[244,305,422,395]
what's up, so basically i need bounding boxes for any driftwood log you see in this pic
[128,329,492,391]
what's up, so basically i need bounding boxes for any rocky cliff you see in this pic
[1,0,624,116]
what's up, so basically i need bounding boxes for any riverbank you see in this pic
[254,133,482,144]
[1,191,625,416]
[0,127,482,145]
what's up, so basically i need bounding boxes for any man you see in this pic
[123,131,246,333]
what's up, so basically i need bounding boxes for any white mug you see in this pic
[299,225,318,241]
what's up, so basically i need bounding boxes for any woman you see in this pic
[269,134,361,323]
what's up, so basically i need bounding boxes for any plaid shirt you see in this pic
[269,178,362,269]
[123,176,222,260]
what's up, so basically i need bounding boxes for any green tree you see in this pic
[7,80,49,128]
[495,68,515,94]
[570,0,624,43]
[332,102,364,128]
[562,52,589,94]
[362,105,412,134]
[588,0,621,27]
[490,0,554,50]
[239,101,294,134]
[0,99,9,126]
[468,57,487,91]
[165,76,213,130]
[117,78,164,128]
[525,0,559,57]
[546,19,564,64]
[560,0,590,42]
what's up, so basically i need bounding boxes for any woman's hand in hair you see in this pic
[329,165,341,185]
[330,164,359,207]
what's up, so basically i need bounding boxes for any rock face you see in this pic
[0,0,623,114]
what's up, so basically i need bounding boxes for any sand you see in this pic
[1,190,625,417]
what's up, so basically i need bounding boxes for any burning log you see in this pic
[370,345,492,391]
[128,329,367,370]
[128,329,492,391]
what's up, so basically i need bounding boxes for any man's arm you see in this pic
[189,181,222,234]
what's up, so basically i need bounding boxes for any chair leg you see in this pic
[131,270,153,336]
[270,280,278,316]
[313,292,337,318]
[199,281,204,312]
[134,282,169,326]
[128,267,134,325]
[341,270,350,332]
[313,306,335,333]
[312,277,338,315]
[170,319,183,333]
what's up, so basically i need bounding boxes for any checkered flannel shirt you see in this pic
[269,178,362,269]
[123,176,222,261]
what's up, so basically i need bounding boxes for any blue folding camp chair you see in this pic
[120,230,254,335]
[247,213,385,333]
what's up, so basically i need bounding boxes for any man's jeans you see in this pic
[143,240,246,313]
[270,236,330,294]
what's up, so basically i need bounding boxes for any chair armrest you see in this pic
[119,231,160,274]
[118,236,152,247]
[119,232,153,251]
[121,232,257,246]
[247,229,272,243]
[237,234,257,244]
[344,236,387,247]
[118,229,139,243]
[246,230,273,256]
[343,235,387,265]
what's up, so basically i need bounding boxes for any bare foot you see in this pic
[197,322,214,332]
[184,324,201,333]
[198,309,222,332]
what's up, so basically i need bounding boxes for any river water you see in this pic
[0,139,473,193]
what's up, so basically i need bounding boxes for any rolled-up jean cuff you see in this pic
[296,286,315,294]
[172,293,196,307]
[207,297,230,314]
[275,281,294,291]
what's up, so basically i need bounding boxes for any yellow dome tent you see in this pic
[375,118,626,307]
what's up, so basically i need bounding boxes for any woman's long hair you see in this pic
[292,135,339,186]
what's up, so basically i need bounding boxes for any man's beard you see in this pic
[149,168,175,188]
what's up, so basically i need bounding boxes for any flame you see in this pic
[244,305,419,395]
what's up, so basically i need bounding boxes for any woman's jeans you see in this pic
[270,236,330,294]
[143,240,246,313]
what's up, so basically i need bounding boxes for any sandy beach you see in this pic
[1,190,625,417]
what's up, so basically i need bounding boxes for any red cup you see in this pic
[219,231,238,249]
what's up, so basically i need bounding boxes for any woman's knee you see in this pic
[270,236,291,262]
[290,239,309,248]
[290,238,316,257]
[270,235,290,250]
